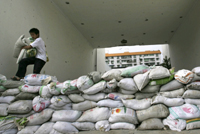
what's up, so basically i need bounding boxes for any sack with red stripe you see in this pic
[32,96,50,112]
[175,69,194,84]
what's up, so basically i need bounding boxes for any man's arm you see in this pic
[22,45,33,50]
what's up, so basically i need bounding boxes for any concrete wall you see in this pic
[161,44,170,60]
[97,48,111,73]
[0,0,95,81]
[169,1,200,70]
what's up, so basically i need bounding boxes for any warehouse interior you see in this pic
[0,0,199,81]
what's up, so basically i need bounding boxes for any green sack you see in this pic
[26,48,37,58]
[121,65,150,77]
[149,67,175,86]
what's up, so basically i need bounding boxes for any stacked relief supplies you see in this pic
[2,65,200,133]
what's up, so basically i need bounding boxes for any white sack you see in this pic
[2,128,18,134]
[106,79,117,90]
[82,81,106,94]
[24,74,57,86]
[95,120,110,132]
[17,126,40,134]
[2,88,20,96]
[186,118,200,130]
[110,122,135,130]
[160,80,184,92]
[141,85,160,93]
[51,110,82,122]
[68,94,84,103]
[0,96,15,104]
[39,86,52,98]
[109,107,138,124]
[134,71,150,91]
[51,95,71,107]
[101,69,123,81]
[167,104,200,120]
[192,66,200,76]
[35,122,54,134]
[182,90,200,99]
[88,71,102,83]
[137,104,169,122]
[175,69,194,84]
[119,88,135,95]
[149,66,171,79]
[187,81,200,90]
[122,98,151,110]
[27,109,54,126]
[13,34,26,58]
[185,99,200,105]
[9,111,35,118]
[151,96,184,107]
[160,88,185,98]
[138,118,164,130]
[77,75,94,91]
[97,99,123,108]
[49,129,62,134]
[32,96,50,112]
[82,93,105,102]
[49,103,72,110]
[53,122,78,134]
[118,78,138,93]
[0,104,8,116]
[8,100,32,114]
[72,101,97,111]
[2,80,24,89]
[19,84,40,93]
[0,117,17,132]
[105,93,134,100]
[62,80,78,94]
[77,107,111,122]
[72,122,95,131]
[163,119,186,132]
[135,92,155,100]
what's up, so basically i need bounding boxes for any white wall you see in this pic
[0,0,95,81]
[97,48,111,73]
[169,0,200,71]
[161,44,170,58]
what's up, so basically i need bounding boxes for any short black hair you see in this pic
[29,28,39,34]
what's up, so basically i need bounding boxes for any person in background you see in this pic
[11,28,46,81]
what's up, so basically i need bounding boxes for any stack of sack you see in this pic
[2,65,200,133]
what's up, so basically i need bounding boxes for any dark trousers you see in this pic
[16,57,46,78]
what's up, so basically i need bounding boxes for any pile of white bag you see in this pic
[2,66,200,133]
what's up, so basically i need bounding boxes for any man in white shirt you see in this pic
[12,28,46,81]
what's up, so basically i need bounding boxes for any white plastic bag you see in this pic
[163,119,186,132]
[77,107,111,122]
[106,79,117,90]
[39,86,52,98]
[109,107,138,124]
[95,120,110,132]
[167,104,200,120]
[19,84,40,93]
[122,98,151,110]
